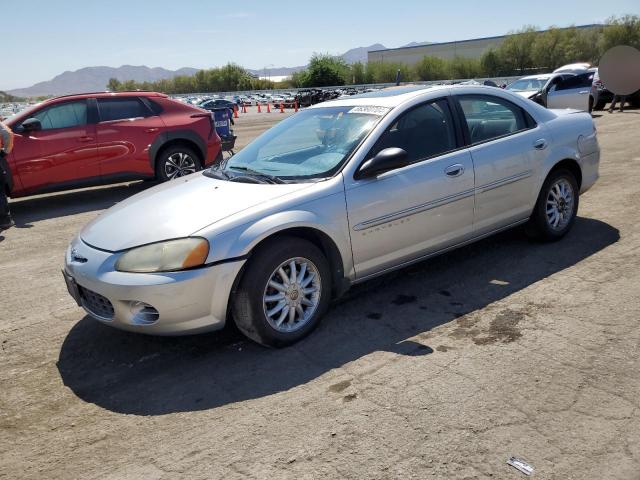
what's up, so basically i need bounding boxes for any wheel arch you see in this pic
[228,222,350,304]
[149,130,206,171]
[546,158,583,190]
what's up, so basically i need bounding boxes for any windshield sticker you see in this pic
[348,106,389,116]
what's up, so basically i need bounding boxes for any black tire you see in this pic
[231,236,332,348]
[594,99,607,111]
[525,168,579,241]
[155,144,202,182]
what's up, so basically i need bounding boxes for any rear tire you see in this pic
[526,169,579,241]
[156,145,202,182]
[232,237,332,348]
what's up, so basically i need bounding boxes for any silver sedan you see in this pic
[63,85,600,347]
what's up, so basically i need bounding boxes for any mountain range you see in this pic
[8,42,429,97]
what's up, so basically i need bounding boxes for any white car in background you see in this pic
[507,70,595,112]
[507,74,565,100]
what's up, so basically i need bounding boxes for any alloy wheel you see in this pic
[262,257,322,333]
[546,178,574,231]
[164,152,196,179]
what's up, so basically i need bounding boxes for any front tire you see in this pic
[526,169,579,241]
[156,145,202,182]
[232,237,332,348]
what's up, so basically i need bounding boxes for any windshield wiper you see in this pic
[228,166,286,184]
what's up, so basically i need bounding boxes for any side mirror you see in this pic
[357,147,409,179]
[21,118,42,132]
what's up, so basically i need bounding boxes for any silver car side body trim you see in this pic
[353,188,475,231]
[353,218,529,284]
[476,170,533,194]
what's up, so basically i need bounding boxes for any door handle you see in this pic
[77,136,94,143]
[533,139,548,150]
[579,90,589,95]
[444,164,465,177]
[145,128,159,133]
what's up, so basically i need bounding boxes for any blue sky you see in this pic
[2,0,639,90]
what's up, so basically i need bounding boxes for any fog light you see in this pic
[129,301,159,325]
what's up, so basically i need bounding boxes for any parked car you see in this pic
[63,85,599,347]
[199,98,236,112]
[507,71,594,112]
[507,73,572,102]
[553,62,592,73]
[3,92,222,198]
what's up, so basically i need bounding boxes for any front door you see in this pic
[547,72,594,111]
[11,99,98,194]
[344,98,475,279]
[95,96,165,179]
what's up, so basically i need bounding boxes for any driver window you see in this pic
[32,101,88,131]
[369,99,456,163]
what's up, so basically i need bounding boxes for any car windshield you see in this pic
[507,78,547,92]
[219,105,388,180]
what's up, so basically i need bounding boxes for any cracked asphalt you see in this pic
[1,108,639,479]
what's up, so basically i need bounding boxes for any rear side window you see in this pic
[97,98,150,122]
[369,99,457,163]
[32,101,87,130]
[457,95,529,144]
[555,73,594,91]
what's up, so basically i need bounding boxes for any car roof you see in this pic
[309,84,450,108]
[43,91,169,103]
[310,84,557,123]
[517,74,556,80]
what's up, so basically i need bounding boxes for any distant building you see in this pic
[368,24,602,65]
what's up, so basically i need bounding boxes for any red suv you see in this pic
[3,92,222,198]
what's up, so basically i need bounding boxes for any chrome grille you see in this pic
[79,286,115,320]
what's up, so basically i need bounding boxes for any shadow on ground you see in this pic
[57,217,619,415]
[10,181,152,226]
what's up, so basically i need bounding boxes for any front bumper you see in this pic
[64,238,245,335]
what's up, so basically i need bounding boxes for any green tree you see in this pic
[532,27,569,70]
[480,48,507,76]
[366,61,413,83]
[350,61,367,84]
[601,15,640,51]
[414,56,449,80]
[301,54,349,87]
[497,26,539,74]
[449,56,482,79]
[107,78,122,92]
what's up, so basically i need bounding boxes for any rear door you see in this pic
[455,94,545,235]
[95,96,165,179]
[11,99,98,194]
[547,72,594,111]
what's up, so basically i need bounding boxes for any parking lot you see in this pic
[1,108,639,479]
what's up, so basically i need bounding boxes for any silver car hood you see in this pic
[80,173,312,251]
[512,90,537,99]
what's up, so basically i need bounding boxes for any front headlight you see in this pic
[115,238,210,273]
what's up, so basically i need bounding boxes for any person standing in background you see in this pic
[608,94,627,113]
[0,120,15,230]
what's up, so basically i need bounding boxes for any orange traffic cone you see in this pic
[280,102,285,113]
[257,103,262,113]
[267,102,271,113]
[242,103,247,113]
[233,104,239,118]
[294,100,298,112]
